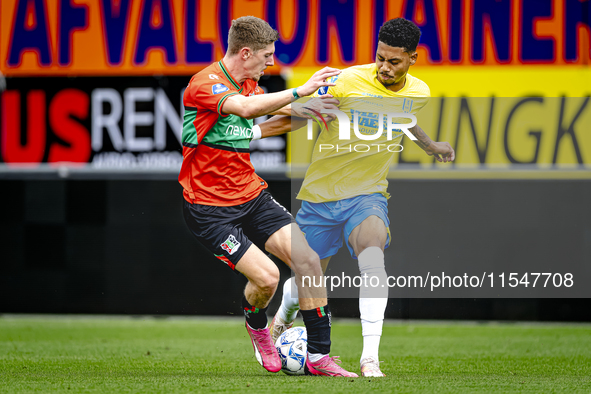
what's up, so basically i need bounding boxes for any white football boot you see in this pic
[269,313,294,344]
[360,357,386,377]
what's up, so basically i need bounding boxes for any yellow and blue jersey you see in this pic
[297,63,430,203]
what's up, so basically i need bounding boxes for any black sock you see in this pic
[301,305,331,355]
[242,297,268,330]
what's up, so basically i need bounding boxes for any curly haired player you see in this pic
[270,18,455,377]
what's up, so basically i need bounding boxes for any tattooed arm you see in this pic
[409,125,455,163]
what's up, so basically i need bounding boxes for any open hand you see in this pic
[297,67,341,97]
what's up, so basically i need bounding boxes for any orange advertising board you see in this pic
[2,0,590,77]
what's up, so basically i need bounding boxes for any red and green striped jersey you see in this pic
[179,60,267,206]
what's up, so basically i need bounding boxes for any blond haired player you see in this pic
[270,18,455,377]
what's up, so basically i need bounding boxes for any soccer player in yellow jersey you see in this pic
[271,18,455,377]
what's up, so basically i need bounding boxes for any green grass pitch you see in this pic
[1,316,590,393]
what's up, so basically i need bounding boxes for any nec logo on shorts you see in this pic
[220,235,241,255]
[212,83,229,95]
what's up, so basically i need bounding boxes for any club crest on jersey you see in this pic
[402,98,414,113]
[212,83,229,94]
[220,235,241,255]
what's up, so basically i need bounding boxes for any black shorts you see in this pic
[183,190,294,271]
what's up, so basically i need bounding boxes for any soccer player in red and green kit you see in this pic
[179,16,357,377]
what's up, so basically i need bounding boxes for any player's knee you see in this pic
[257,266,280,296]
[353,218,387,252]
[295,248,321,275]
[356,238,386,255]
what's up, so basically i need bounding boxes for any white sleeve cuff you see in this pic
[252,124,262,140]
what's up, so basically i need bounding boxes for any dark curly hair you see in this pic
[378,18,421,52]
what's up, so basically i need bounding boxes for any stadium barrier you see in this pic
[1,171,589,321]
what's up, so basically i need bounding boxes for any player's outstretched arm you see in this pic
[255,94,340,138]
[268,95,340,117]
[256,116,307,139]
[409,124,455,163]
[290,95,340,119]
[222,67,341,119]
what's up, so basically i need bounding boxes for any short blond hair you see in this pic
[227,16,279,55]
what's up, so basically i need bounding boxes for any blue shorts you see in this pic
[296,194,391,259]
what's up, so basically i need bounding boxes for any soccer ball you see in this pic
[275,327,307,375]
